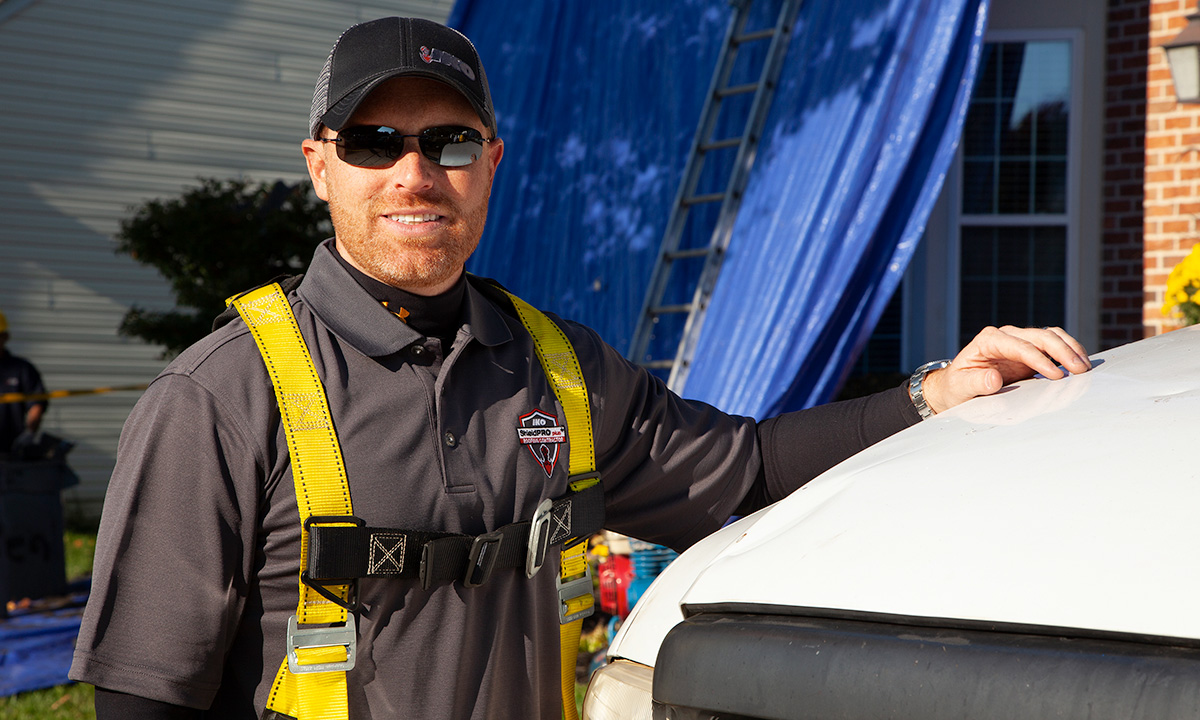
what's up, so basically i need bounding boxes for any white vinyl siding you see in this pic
[0,0,454,519]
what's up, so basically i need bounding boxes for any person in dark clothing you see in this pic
[0,310,47,456]
[71,17,1092,720]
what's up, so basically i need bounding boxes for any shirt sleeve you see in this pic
[69,372,265,709]
[741,383,921,514]
[566,321,763,552]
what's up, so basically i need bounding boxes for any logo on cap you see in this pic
[419,46,477,81]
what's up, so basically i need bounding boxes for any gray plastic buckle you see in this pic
[526,498,554,578]
[286,614,357,674]
[557,563,595,624]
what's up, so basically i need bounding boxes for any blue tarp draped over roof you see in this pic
[450,0,987,417]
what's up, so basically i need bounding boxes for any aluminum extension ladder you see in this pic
[626,0,803,392]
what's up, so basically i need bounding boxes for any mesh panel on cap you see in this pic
[309,52,334,138]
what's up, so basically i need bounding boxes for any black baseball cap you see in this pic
[309,17,496,139]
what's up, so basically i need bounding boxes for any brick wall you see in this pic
[1143,0,1200,336]
[1104,0,1152,347]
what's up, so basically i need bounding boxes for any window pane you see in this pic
[1035,103,1069,156]
[962,161,995,214]
[959,279,995,340]
[998,101,1029,156]
[998,43,1026,99]
[1032,280,1067,328]
[998,161,1031,213]
[1033,226,1067,275]
[960,225,1066,345]
[960,226,996,275]
[961,40,1070,217]
[996,227,1031,276]
[963,102,997,156]
[1034,160,1067,214]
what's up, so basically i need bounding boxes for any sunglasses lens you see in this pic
[335,127,402,168]
[420,127,485,167]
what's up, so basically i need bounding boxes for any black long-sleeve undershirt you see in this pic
[738,383,920,516]
[94,688,201,719]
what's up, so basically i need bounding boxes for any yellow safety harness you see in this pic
[231,282,596,720]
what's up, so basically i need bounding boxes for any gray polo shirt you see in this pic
[70,240,761,718]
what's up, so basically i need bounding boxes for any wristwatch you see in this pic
[908,359,951,420]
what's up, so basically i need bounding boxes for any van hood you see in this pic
[609,326,1200,667]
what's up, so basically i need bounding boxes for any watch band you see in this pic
[908,359,951,420]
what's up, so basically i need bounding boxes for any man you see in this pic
[70,17,1092,720]
[0,310,48,456]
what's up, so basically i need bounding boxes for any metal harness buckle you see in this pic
[557,564,595,624]
[286,614,357,674]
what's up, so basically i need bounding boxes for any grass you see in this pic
[0,529,98,720]
[62,531,96,582]
[0,684,94,720]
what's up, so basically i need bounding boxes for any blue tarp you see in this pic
[451,0,988,416]
[0,582,88,697]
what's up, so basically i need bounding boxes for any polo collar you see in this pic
[297,239,512,356]
[462,277,514,348]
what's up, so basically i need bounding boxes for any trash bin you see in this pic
[0,458,79,604]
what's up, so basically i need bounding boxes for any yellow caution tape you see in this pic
[0,384,150,405]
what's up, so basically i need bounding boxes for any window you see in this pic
[957,40,1074,346]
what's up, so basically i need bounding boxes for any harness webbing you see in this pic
[232,284,354,720]
[233,282,597,720]
[501,290,598,720]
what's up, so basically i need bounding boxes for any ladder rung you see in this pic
[650,304,692,316]
[733,28,777,44]
[716,83,758,98]
[683,193,724,206]
[699,137,742,152]
[665,248,710,260]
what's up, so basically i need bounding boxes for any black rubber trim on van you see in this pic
[652,613,1200,720]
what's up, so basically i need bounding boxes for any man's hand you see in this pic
[922,326,1091,415]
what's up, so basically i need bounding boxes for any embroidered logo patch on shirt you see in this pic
[517,409,565,478]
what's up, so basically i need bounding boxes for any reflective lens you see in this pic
[326,125,489,168]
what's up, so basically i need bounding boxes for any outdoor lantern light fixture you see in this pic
[1165,13,1200,103]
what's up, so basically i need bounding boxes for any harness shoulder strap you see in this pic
[499,290,597,720]
[231,283,354,720]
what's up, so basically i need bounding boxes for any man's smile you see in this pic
[385,212,442,224]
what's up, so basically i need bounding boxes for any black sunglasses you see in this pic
[318,125,494,169]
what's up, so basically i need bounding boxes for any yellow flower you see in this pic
[1162,244,1200,325]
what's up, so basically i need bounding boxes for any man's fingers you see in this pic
[995,326,1090,377]
[926,325,1092,415]
[1041,326,1092,370]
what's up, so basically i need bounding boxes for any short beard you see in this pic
[328,189,489,293]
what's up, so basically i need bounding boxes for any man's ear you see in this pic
[301,139,331,201]
[487,137,504,180]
